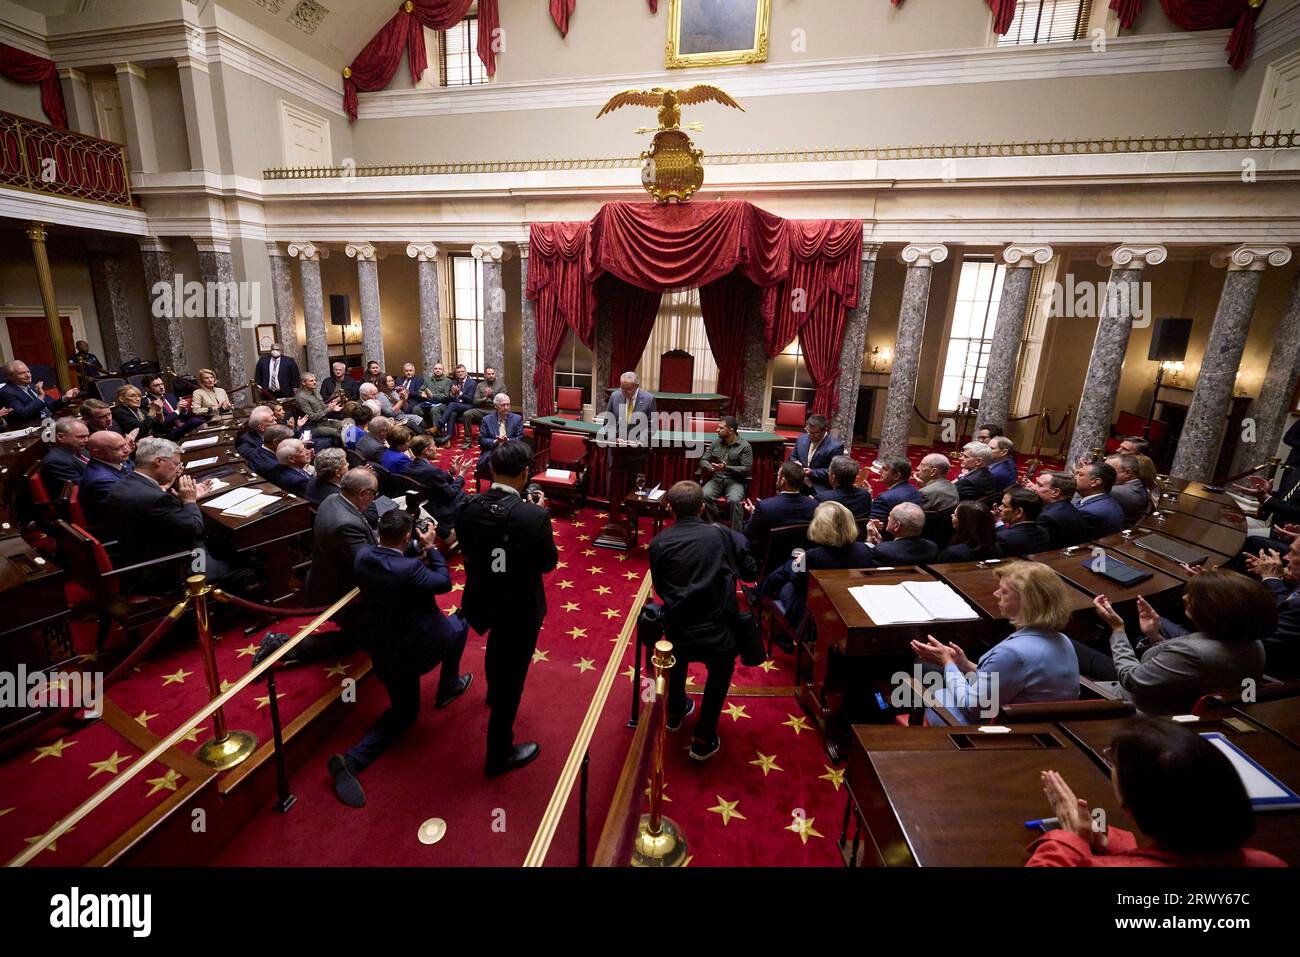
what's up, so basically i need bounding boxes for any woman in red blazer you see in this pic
[1027,716,1286,867]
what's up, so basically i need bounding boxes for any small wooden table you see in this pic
[623,491,669,546]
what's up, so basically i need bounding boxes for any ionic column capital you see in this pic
[861,241,882,262]
[999,244,1053,268]
[287,241,328,261]
[345,241,382,262]
[471,242,513,264]
[406,242,440,262]
[1098,244,1166,270]
[518,241,530,260]
[1210,244,1292,272]
[898,243,948,267]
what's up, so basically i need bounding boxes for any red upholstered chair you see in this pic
[26,466,55,526]
[686,415,720,433]
[529,431,590,514]
[774,401,808,440]
[555,386,584,420]
[658,350,695,394]
[1105,411,1167,453]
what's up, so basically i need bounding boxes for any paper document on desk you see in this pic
[204,486,261,510]
[201,477,229,494]
[545,468,572,480]
[187,455,219,468]
[902,581,979,621]
[646,486,664,501]
[1202,733,1300,810]
[0,427,38,441]
[181,436,219,450]
[848,582,976,624]
[221,493,280,517]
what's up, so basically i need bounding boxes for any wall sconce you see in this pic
[868,345,893,372]
[1160,360,1183,386]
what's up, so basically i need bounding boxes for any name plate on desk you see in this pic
[181,436,220,450]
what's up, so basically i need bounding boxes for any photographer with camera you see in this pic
[454,439,558,777]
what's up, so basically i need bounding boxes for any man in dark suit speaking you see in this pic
[455,440,558,776]
[602,371,657,475]
[254,342,300,399]
[788,414,843,493]
[327,510,472,808]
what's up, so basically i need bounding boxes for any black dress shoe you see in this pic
[435,673,473,709]
[251,631,290,668]
[485,742,540,777]
[666,698,696,732]
[327,753,365,807]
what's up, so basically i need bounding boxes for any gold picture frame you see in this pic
[666,0,770,70]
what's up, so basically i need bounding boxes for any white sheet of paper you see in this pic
[848,584,932,625]
[902,581,979,621]
[181,436,219,450]
[200,478,229,495]
[187,455,219,468]
[222,493,280,518]
[0,427,38,441]
[545,468,572,480]
[646,488,665,501]
[204,486,261,510]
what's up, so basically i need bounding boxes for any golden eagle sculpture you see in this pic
[597,85,743,203]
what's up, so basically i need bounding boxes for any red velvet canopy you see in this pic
[0,43,67,128]
[528,201,863,420]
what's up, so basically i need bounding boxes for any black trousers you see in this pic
[292,604,365,663]
[666,643,735,743]
[484,624,540,766]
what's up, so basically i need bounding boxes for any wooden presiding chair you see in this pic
[529,430,590,514]
[658,349,694,394]
[774,400,808,441]
[555,386,585,420]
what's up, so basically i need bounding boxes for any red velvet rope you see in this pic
[210,589,339,618]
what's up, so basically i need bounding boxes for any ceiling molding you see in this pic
[0,187,151,236]
[1255,0,1300,58]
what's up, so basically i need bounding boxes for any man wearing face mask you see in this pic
[255,342,300,399]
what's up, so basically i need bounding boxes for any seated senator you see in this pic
[39,417,90,490]
[815,455,873,521]
[955,442,999,501]
[937,501,1003,563]
[378,423,415,475]
[995,486,1052,557]
[79,429,134,531]
[761,500,872,637]
[868,457,924,522]
[269,437,313,496]
[865,502,939,566]
[743,460,817,566]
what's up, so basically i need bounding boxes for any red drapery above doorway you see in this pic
[0,43,67,128]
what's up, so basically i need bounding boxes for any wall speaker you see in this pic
[329,294,350,327]
[1148,317,1192,362]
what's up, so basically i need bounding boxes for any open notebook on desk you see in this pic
[848,580,979,625]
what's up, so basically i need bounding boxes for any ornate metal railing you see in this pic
[263,130,1299,180]
[0,109,134,207]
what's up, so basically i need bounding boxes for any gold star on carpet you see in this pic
[557,579,575,590]
[785,816,825,844]
[616,554,629,562]
[24,826,73,853]
[685,675,699,689]
[759,660,778,672]
[219,680,232,694]
[135,710,159,728]
[453,563,465,572]
[236,643,259,658]
[782,713,811,735]
[645,779,671,802]
[597,512,609,519]
[622,666,637,680]
[88,751,128,779]
[819,765,845,791]
[532,648,550,663]
[324,662,351,678]
[750,752,784,776]
[582,548,598,557]
[145,768,181,797]
[722,702,751,721]
[32,738,77,763]
[593,585,612,596]
[555,543,564,550]
[601,608,622,620]
[578,534,590,542]
[446,604,459,616]
[707,796,747,826]
[451,582,464,592]
[181,725,207,743]
[571,520,585,528]
[624,570,640,580]
[561,601,581,612]
[254,692,286,710]
[556,561,569,570]
[161,667,192,686]
[574,657,596,673]
[586,565,604,575]
[567,626,587,640]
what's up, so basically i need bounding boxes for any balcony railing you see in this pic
[0,109,134,208]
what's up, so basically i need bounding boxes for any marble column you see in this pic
[1066,244,1167,466]
[519,242,538,417]
[738,298,768,431]
[138,237,187,374]
[472,243,512,378]
[1171,244,1293,482]
[287,241,330,381]
[878,243,948,460]
[266,243,304,368]
[346,242,385,371]
[86,245,137,370]
[406,243,442,378]
[830,242,881,447]
[978,243,1054,433]
[26,224,72,392]
[1231,267,1300,475]
[195,238,248,401]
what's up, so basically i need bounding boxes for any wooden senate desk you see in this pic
[599,389,728,416]
[1229,696,1300,750]
[0,536,72,734]
[1028,546,1185,609]
[1137,510,1245,561]
[1154,488,1249,530]
[1158,477,1239,505]
[842,724,1137,867]
[200,478,311,600]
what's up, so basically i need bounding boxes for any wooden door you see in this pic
[6,315,74,368]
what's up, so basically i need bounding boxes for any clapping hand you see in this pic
[1246,548,1286,580]
[909,633,965,669]
[1274,523,1300,544]
[1040,770,1107,852]
[1093,594,1124,630]
[177,475,198,502]
[1136,596,1162,643]
[416,520,438,552]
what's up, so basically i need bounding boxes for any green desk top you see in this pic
[597,390,728,401]
[530,416,782,444]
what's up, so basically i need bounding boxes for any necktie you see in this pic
[270,359,279,392]
[498,417,506,440]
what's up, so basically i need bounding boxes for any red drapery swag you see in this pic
[1109,0,1143,28]
[605,278,662,387]
[987,0,1019,34]
[647,0,658,11]
[528,221,596,416]
[0,43,67,128]
[1157,0,1263,69]
[551,0,577,36]
[699,272,755,418]
[342,0,499,120]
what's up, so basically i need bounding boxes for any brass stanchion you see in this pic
[632,639,688,867]
[188,574,257,770]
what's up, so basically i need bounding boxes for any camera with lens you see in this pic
[524,483,544,506]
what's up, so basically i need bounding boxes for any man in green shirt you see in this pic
[419,362,453,428]
[700,415,752,530]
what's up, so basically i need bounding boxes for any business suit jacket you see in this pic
[920,478,960,511]
[989,458,1018,491]
[1262,578,1300,678]
[79,459,132,528]
[40,445,87,490]
[869,535,939,567]
[476,411,524,471]
[106,471,205,592]
[868,480,924,522]
[1108,628,1264,715]
[1111,479,1151,524]
[112,404,151,437]
[320,375,360,402]
[650,516,757,652]
[454,487,558,634]
[605,388,657,437]
[304,492,377,606]
[743,492,817,559]
[937,540,1003,563]
[815,485,874,521]
[355,432,386,462]
[0,381,63,428]
[1077,493,1127,537]
[354,544,463,678]
[761,541,872,627]
[1039,500,1092,549]
[996,520,1052,557]
[956,466,998,501]
[789,433,844,489]
[267,464,311,496]
[236,431,279,477]
[255,354,300,397]
[395,375,425,398]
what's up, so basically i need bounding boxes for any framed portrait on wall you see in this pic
[256,325,277,355]
[666,0,770,69]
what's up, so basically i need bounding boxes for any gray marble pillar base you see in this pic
[978,266,1035,432]
[878,265,933,460]
[1067,267,1143,466]
[416,259,442,378]
[197,249,248,403]
[831,256,878,447]
[139,246,187,374]
[87,250,136,370]
[267,251,304,368]
[1232,270,1300,475]
[483,260,505,378]
[521,252,538,417]
[1170,269,1264,482]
